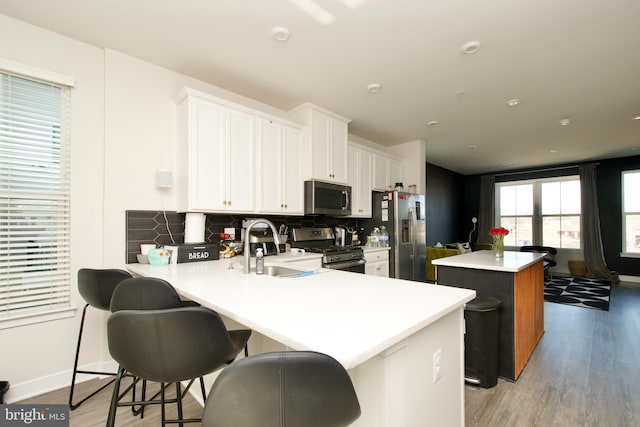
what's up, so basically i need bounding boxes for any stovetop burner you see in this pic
[291,227,364,265]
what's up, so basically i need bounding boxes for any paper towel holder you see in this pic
[156,169,173,189]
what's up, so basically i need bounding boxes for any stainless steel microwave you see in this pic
[304,180,352,216]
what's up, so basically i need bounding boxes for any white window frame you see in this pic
[0,60,75,329]
[621,169,640,258]
[495,175,582,250]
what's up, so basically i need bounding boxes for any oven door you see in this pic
[323,259,366,274]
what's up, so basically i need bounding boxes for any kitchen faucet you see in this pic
[243,219,280,274]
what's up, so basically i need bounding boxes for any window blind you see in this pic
[0,71,71,318]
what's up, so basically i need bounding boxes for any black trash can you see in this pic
[464,296,501,388]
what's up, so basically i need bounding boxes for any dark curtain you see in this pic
[580,163,619,282]
[478,174,495,244]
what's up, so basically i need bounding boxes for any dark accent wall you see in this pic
[595,156,640,277]
[462,155,640,277]
[425,163,466,246]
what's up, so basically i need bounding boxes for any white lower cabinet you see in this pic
[364,249,390,277]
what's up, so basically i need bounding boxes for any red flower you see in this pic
[489,227,509,236]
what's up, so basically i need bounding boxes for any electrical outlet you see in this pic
[433,348,442,383]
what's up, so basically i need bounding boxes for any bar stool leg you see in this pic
[69,303,117,410]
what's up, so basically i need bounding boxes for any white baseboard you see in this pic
[4,360,118,404]
[619,274,640,284]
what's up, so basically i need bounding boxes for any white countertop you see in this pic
[431,250,545,273]
[127,257,475,370]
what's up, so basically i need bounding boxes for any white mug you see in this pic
[140,244,156,255]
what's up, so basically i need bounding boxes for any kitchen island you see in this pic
[432,250,545,381]
[128,256,475,426]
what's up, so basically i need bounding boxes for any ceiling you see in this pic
[1,0,639,175]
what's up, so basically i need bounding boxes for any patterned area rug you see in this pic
[544,276,611,311]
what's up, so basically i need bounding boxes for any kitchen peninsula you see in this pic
[128,257,475,427]
[432,250,545,381]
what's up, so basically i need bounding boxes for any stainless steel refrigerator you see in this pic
[372,191,426,282]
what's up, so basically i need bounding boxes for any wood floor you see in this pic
[17,379,204,426]
[466,280,640,426]
[17,281,640,426]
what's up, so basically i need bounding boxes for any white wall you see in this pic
[0,14,106,401]
[0,14,296,402]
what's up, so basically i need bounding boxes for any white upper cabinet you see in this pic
[373,152,403,191]
[177,90,255,213]
[289,103,350,184]
[256,119,304,214]
[347,145,372,217]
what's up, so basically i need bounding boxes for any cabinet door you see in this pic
[311,110,331,181]
[348,147,372,217]
[358,150,372,217]
[226,109,255,212]
[347,146,359,212]
[388,158,402,190]
[373,153,389,191]
[330,118,348,184]
[191,98,226,211]
[365,261,389,277]
[256,119,282,213]
[282,126,304,214]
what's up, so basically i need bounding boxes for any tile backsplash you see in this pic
[125,210,360,263]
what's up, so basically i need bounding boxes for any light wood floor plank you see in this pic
[465,281,640,427]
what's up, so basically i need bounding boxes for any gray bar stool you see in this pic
[69,268,132,410]
[202,351,361,427]
[106,306,251,426]
[109,276,192,418]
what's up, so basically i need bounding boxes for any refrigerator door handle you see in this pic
[409,207,416,260]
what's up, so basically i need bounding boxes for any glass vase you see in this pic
[492,235,505,259]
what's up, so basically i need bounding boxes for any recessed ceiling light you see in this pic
[550,149,557,153]
[633,114,640,121]
[428,120,439,127]
[467,145,477,149]
[559,118,571,126]
[271,27,290,42]
[366,83,381,93]
[461,41,481,54]
[506,98,521,107]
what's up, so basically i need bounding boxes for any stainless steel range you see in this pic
[291,227,365,273]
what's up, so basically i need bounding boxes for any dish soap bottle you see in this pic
[255,248,264,275]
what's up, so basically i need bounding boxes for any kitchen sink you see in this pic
[262,265,313,278]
